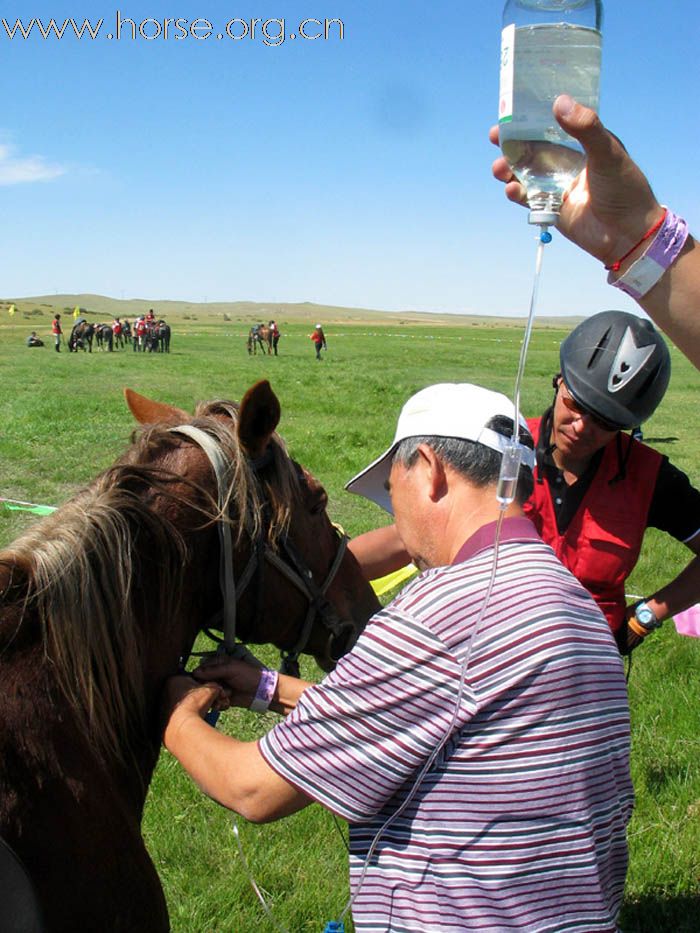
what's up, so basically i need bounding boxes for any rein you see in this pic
[170,424,351,676]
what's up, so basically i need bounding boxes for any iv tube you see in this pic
[498,225,552,507]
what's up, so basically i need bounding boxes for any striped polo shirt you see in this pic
[260,517,633,931]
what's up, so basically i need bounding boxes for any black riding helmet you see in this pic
[560,311,671,430]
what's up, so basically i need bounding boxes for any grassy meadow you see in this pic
[1,298,699,931]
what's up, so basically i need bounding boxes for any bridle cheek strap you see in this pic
[170,425,352,675]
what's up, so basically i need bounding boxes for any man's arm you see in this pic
[630,533,700,627]
[490,95,700,370]
[348,524,410,580]
[162,676,312,822]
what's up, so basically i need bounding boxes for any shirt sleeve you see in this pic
[648,456,700,543]
[258,607,472,822]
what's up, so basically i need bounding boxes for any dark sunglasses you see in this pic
[558,385,620,432]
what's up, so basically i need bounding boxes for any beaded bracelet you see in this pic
[608,208,689,301]
[249,668,279,713]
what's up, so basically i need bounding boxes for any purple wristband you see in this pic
[608,208,689,300]
[249,668,279,713]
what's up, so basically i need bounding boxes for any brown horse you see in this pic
[247,324,271,355]
[0,380,379,932]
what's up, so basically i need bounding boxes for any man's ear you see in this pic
[416,444,448,502]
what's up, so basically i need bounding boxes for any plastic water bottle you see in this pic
[498,0,603,225]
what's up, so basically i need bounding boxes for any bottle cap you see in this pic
[528,208,559,226]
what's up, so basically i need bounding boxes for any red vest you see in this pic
[524,417,662,634]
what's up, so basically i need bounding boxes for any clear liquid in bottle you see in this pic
[499,2,603,224]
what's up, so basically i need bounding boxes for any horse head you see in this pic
[125,380,380,674]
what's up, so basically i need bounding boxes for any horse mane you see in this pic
[0,401,301,765]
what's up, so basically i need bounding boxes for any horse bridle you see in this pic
[171,424,355,676]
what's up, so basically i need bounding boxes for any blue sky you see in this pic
[2,1,698,317]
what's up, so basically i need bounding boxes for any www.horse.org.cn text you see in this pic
[1,14,345,46]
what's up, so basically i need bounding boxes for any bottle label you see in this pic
[498,24,515,125]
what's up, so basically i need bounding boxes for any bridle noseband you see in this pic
[171,424,354,676]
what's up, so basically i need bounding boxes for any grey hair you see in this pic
[392,416,534,504]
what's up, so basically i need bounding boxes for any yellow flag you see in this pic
[7,304,15,316]
[370,563,418,598]
[73,306,80,319]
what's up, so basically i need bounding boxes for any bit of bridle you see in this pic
[171,424,355,677]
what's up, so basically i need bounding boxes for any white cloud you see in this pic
[0,143,65,185]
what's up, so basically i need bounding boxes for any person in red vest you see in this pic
[310,323,327,360]
[51,313,62,352]
[524,311,700,652]
[348,311,700,655]
[134,316,146,352]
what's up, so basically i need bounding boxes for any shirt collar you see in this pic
[452,517,539,565]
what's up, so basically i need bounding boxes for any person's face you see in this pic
[551,379,618,461]
[387,458,432,570]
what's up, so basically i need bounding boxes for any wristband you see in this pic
[608,208,689,300]
[627,616,649,639]
[249,668,279,713]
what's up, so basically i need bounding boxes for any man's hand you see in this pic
[161,674,226,750]
[490,95,663,268]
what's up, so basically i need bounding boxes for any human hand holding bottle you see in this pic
[491,94,663,267]
[491,94,700,371]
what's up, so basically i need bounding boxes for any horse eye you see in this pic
[310,489,328,514]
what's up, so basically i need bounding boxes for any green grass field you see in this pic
[1,304,699,931]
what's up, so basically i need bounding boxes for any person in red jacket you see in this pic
[310,323,327,360]
[524,311,700,653]
[348,312,700,655]
[51,313,62,352]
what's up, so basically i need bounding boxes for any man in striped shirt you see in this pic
[162,383,633,932]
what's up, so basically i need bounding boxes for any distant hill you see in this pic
[1,294,583,328]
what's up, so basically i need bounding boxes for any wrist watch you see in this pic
[632,600,662,632]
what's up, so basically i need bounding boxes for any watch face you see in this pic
[635,604,657,629]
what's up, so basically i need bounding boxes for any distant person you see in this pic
[26,331,44,348]
[269,320,280,355]
[134,316,145,352]
[310,323,327,360]
[51,314,62,352]
[112,317,123,349]
[490,95,699,371]
[146,308,155,325]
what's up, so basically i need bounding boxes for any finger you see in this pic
[491,155,514,183]
[504,179,528,206]
[553,95,620,164]
[488,124,500,146]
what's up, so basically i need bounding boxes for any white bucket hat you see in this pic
[345,383,535,514]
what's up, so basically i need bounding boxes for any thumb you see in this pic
[553,95,620,163]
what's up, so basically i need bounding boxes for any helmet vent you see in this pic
[587,327,612,369]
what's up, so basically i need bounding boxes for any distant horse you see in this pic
[247,324,271,355]
[0,380,379,932]
[94,324,114,351]
[156,321,171,353]
[69,320,94,352]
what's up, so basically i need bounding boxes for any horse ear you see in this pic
[124,388,190,425]
[238,380,281,458]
